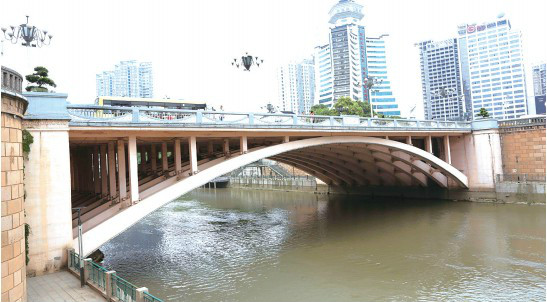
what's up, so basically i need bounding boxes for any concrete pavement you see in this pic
[27,271,106,302]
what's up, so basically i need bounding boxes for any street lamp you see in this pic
[232,52,264,71]
[72,207,86,287]
[1,16,52,47]
[502,95,512,119]
[358,76,383,117]
[432,87,462,121]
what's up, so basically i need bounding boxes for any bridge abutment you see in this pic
[23,118,73,276]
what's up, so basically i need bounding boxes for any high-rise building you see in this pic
[277,59,316,114]
[458,15,528,120]
[418,39,466,120]
[314,0,400,116]
[96,60,154,98]
[533,63,546,114]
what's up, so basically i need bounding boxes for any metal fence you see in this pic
[66,104,473,130]
[143,292,164,302]
[112,274,137,302]
[88,261,107,290]
[68,249,163,302]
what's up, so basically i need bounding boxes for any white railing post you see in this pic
[248,113,254,125]
[131,108,140,122]
[136,287,148,302]
[105,271,116,300]
[83,258,92,282]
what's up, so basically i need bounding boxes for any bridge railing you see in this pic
[68,249,164,302]
[498,116,546,128]
[66,104,473,130]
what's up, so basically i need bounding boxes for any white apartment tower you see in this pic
[278,59,316,114]
[96,60,154,98]
[458,15,528,120]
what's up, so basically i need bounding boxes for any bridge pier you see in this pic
[189,136,198,174]
[128,136,139,204]
[117,140,128,205]
[108,142,117,201]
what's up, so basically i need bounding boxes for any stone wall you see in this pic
[1,74,28,301]
[500,126,546,178]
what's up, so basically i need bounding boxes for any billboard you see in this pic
[535,95,546,114]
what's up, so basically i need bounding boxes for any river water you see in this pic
[100,188,545,302]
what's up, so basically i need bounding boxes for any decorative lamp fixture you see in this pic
[1,16,52,48]
[232,52,263,71]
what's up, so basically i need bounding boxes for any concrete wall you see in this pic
[23,119,73,276]
[499,126,546,177]
[1,92,27,302]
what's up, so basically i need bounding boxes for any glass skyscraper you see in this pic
[314,0,400,116]
[418,39,466,120]
[458,15,528,120]
[532,63,546,114]
[96,60,154,98]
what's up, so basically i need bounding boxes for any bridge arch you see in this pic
[77,136,468,255]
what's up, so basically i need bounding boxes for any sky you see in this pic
[1,0,546,118]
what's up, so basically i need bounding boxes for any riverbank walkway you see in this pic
[27,270,106,302]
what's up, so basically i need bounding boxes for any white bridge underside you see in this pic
[76,136,468,256]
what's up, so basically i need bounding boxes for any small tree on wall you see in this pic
[25,66,56,92]
[477,107,490,118]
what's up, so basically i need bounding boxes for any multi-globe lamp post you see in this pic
[432,87,463,121]
[232,52,264,71]
[1,16,52,48]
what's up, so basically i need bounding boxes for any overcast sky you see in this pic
[1,0,546,117]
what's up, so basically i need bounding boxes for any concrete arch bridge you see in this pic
[22,99,503,271]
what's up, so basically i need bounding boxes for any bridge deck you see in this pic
[66,105,473,132]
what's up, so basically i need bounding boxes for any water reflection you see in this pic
[101,189,545,302]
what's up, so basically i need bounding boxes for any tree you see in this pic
[311,97,374,117]
[25,66,56,92]
[333,97,364,116]
[310,104,337,116]
[477,107,490,118]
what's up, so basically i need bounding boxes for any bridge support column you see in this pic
[283,136,290,143]
[138,146,146,173]
[443,135,451,165]
[100,144,108,196]
[223,138,230,157]
[175,139,182,175]
[425,136,432,153]
[150,144,157,172]
[117,140,127,203]
[189,136,198,175]
[240,136,248,154]
[108,142,117,201]
[161,142,168,172]
[128,136,139,204]
[208,141,214,157]
[93,146,101,194]
[406,136,412,145]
